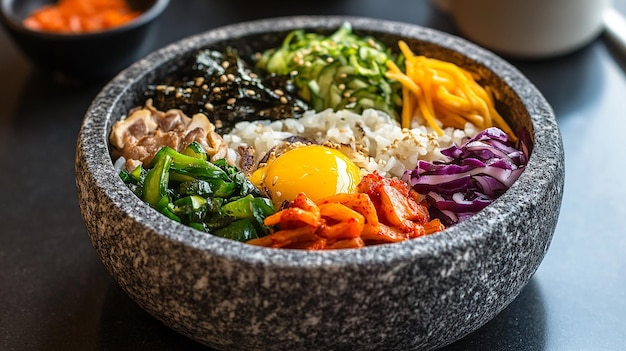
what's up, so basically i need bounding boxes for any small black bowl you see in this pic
[0,0,169,79]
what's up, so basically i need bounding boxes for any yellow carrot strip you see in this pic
[385,59,403,74]
[388,40,517,140]
[398,40,415,60]
[386,70,444,134]
[438,111,471,130]
[436,86,472,111]
[402,85,413,128]
[484,87,517,141]
[419,58,436,124]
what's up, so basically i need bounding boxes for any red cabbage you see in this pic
[403,127,530,226]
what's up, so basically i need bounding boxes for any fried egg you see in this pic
[250,145,361,205]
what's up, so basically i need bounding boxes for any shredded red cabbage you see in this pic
[402,127,530,226]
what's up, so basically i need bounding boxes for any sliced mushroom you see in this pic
[238,145,256,175]
[110,100,235,170]
[109,108,158,150]
[207,130,230,162]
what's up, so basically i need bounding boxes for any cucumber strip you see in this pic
[181,141,208,161]
[257,22,402,120]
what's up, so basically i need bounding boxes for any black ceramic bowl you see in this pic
[0,0,169,79]
[75,16,564,351]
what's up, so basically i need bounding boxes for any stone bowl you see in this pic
[75,16,564,351]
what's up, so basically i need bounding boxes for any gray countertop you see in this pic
[1,1,625,350]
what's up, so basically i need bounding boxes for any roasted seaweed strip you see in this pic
[143,47,310,134]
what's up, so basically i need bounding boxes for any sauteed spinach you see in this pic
[119,142,275,241]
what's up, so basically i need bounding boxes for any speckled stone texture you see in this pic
[75,16,564,351]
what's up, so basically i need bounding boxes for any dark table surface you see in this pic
[2,1,626,350]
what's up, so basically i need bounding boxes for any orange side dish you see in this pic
[247,173,445,250]
[23,0,141,34]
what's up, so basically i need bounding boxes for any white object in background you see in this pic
[442,0,611,59]
[603,7,626,55]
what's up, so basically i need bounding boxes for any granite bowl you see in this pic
[75,16,564,351]
[0,0,169,79]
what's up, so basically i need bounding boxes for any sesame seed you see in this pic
[194,77,204,86]
[246,89,255,96]
[227,98,236,105]
[274,89,284,96]
[212,87,221,93]
[280,96,288,104]
[219,75,228,83]
[204,102,214,111]
[221,61,230,69]
[227,74,235,81]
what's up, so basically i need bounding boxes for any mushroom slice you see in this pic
[109,108,158,150]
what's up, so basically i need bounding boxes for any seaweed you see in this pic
[142,47,310,134]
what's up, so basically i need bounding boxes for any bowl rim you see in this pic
[79,15,562,269]
[0,0,169,39]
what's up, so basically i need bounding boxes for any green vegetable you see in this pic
[181,141,208,161]
[257,22,402,120]
[119,145,276,242]
[172,195,207,223]
[223,194,274,220]
[152,146,229,181]
[129,165,146,183]
[119,165,147,197]
[143,153,172,208]
[214,219,261,242]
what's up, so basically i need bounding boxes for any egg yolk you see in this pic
[250,145,361,205]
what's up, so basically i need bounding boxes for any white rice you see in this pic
[223,108,478,178]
